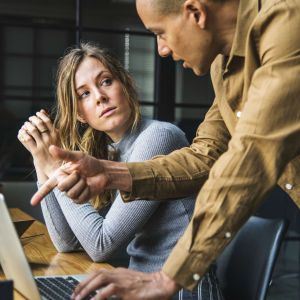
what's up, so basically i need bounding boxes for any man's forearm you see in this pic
[103,160,133,192]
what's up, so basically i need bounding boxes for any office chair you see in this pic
[255,187,300,284]
[216,216,288,300]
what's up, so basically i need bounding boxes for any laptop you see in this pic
[0,193,94,300]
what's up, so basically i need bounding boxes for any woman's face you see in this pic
[75,56,132,142]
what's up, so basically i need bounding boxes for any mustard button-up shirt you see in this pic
[122,0,300,290]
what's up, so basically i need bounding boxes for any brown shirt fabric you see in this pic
[121,0,300,291]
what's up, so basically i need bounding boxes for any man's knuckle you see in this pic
[57,182,65,191]
[79,191,89,203]
[75,198,84,204]
[68,190,76,198]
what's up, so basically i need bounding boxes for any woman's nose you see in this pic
[95,89,107,104]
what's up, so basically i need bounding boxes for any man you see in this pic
[32,0,300,299]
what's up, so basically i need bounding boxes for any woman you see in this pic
[18,43,223,300]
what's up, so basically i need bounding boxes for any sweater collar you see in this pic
[109,122,141,155]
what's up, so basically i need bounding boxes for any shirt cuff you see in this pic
[120,162,156,202]
[162,242,211,291]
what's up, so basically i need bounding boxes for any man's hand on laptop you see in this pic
[30,145,132,206]
[71,268,180,300]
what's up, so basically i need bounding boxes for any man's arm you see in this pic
[122,98,231,201]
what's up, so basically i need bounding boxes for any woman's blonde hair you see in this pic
[54,42,141,209]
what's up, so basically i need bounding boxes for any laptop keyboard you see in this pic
[35,276,96,300]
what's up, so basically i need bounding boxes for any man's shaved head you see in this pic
[137,0,225,16]
[137,0,186,16]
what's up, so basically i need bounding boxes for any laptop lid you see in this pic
[0,193,41,300]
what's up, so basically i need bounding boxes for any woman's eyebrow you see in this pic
[76,70,107,91]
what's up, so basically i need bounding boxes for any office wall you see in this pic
[0,0,142,29]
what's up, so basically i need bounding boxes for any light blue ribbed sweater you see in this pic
[40,119,195,272]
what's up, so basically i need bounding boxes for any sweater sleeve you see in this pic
[41,122,190,262]
[40,187,81,252]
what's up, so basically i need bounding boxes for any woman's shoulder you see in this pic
[135,118,189,147]
[140,118,186,138]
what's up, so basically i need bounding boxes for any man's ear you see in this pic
[183,0,207,29]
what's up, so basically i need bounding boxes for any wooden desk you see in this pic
[0,208,112,300]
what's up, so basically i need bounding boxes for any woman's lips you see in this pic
[100,107,117,117]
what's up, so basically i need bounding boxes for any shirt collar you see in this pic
[229,0,259,58]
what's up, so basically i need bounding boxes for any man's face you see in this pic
[136,0,216,76]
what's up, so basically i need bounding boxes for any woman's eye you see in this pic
[79,91,89,99]
[101,78,112,86]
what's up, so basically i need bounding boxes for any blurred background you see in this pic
[0,0,214,184]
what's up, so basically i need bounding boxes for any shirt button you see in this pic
[236,111,242,118]
[193,273,201,281]
[225,232,231,238]
[285,183,293,190]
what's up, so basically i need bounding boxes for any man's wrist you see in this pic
[155,271,181,295]
[102,160,132,192]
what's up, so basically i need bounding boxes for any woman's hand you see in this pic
[17,109,60,180]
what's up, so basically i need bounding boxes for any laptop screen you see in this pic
[0,194,41,300]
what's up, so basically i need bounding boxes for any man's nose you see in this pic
[157,37,171,58]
